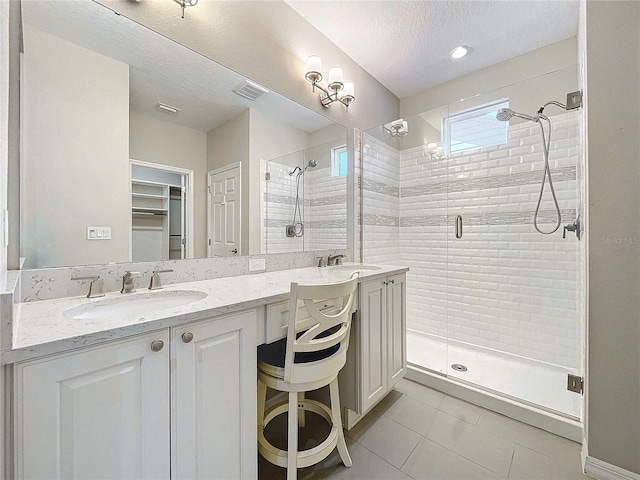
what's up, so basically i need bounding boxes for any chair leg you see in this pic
[257,379,267,430]
[298,391,306,427]
[287,391,299,480]
[329,378,352,468]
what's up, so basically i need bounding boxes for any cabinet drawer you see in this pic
[265,299,343,344]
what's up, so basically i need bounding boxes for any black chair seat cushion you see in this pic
[258,329,340,368]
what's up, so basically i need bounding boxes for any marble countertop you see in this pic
[4,264,407,364]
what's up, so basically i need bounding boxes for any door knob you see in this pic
[150,340,165,352]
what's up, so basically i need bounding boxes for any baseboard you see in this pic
[585,456,640,480]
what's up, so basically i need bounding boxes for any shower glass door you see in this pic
[363,64,583,419]
[443,66,582,418]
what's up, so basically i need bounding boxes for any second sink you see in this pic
[63,290,208,320]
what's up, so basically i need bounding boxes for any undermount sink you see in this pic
[63,290,208,320]
[330,264,382,272]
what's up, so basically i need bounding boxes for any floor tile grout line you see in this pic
[354,436,418,479]
[376,407,514,478]
[398,434,423,472]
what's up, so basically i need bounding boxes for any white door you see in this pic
[171,310,257,480]
[359,277,388,413]
[15,331,170,479]
[208,163,241,257]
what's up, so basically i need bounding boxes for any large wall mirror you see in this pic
[19,0,348,269]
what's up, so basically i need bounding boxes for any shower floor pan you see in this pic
[406,330,581,427]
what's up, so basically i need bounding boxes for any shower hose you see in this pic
[533,115,562,235]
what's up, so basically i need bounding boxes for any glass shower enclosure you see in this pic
[361,65,584,419]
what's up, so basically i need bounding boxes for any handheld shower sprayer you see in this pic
[287,159,317,237]
[496,99,574,235]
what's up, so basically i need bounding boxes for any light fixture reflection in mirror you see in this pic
[19,0,348,269]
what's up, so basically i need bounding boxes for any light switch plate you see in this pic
[249,258,266,272]
[87,226,111,240]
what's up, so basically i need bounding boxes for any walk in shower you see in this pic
[360,65,584,423]
[261,138,348,254]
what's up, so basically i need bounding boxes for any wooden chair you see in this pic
[257,273,359,480]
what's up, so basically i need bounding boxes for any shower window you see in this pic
[443,98,509,154]
[331,145,348,177]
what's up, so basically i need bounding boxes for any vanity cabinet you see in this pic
[341,273,407,429]
[13,310,257,479]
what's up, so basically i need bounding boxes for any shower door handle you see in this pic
[455,215,463,239]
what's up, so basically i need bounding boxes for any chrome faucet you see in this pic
[148,268,174,290]
[121,271,141,294]
[327,254,346,266]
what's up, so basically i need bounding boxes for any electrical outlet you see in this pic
[249,258,266,272]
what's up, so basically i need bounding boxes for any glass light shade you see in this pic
[341,82,355,99]
[328,68,344,90]
[306,55,322,74]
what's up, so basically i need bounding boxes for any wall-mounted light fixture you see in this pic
[304,55,355,112]
[384,119,408,137]
[426,142,444,159]
[173,0,198,18]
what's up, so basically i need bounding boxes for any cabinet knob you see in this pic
[150,339,165,352]
[389,279,395,284]
[182,332,194,343]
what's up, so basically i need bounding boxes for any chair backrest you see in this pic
[283,272,359,384]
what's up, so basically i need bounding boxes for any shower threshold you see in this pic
[406,364,582,442]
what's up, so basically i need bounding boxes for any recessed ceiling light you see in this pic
[450,46,469,59]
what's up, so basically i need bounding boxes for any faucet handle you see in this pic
[71,275,105,298]
[149,268,174,290]
[314,256,326,268]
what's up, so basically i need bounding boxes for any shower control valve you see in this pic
[562,216,581,240]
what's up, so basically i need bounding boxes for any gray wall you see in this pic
[20,25,130,268]
[585,1,640,474]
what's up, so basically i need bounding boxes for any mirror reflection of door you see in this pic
[131,161,193,262]
[208,163,241,257]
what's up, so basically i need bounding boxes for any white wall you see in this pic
[130,111,208,258]
[20,26,130,268]
[584,1,640,475]
[401,37,578,118]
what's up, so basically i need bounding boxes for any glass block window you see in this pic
[331,145,348,177]
[443,99,509,154]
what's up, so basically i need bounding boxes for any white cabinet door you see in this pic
[15,331,170,480]
[172,310,257,480]
[359,277,388,414]
[387,273,407,386]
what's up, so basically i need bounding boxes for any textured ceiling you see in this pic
[286,0,580,98]
[21,1,333,133]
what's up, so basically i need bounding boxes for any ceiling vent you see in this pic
[233,80,269,101]
[157,103,180,114]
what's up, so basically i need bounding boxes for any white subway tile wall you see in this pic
[363,112,581,369]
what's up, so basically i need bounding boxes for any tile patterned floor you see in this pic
[258,379,592,480]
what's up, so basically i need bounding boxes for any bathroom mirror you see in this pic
[19,0,348,269]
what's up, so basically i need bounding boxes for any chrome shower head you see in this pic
[496,108,539,123]
[307,159,317,168]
